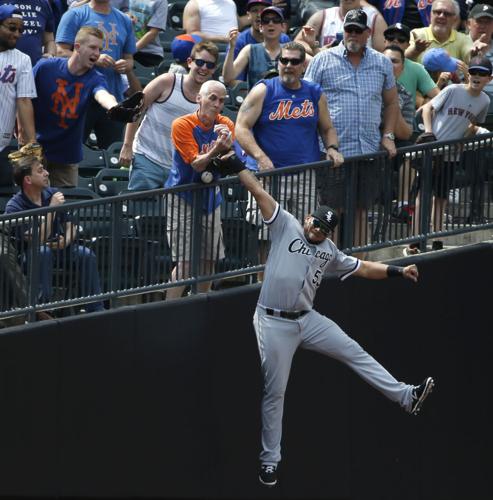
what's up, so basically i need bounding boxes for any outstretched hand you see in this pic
[402,264,419,283]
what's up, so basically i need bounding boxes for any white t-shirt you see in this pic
[198,0,237,37]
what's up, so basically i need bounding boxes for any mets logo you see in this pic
[268,99,315,121]
[97,22,118,51]
[50,79,84,129]
[0,64,16,83]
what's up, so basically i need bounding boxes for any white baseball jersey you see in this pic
[258,204,360,312]
[0,48,37,151]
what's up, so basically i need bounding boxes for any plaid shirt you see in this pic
[305,43,396,157]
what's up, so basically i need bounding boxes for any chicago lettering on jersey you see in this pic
[0,65,16,83]
[97,22,119,51]
[50,79,84,129]
[268,99,315,121]
[288,238,332,266]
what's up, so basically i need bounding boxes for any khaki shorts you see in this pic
[166,195,225,265]
[46,161,78,188]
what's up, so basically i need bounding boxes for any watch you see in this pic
[383,132,395,141]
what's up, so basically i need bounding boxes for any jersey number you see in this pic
[312,269,322,288]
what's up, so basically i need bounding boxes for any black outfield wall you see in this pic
[0,243,491,499]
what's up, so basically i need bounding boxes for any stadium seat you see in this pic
[226,81,248,110]
[94,168,130,197]
[168,1,187,30]
[105,141,124,168]
[79,144,108,177]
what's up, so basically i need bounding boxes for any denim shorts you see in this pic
[128,153,170,191]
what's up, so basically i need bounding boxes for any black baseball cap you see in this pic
[343,9,368,30]
[468,55,493,75]
[384,23,411,42]
[312,206,339,232]
[246,0,271,10]
[469,4,493,19]
[260,6,284,21]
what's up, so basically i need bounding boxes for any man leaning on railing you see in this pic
[4,151,105,317]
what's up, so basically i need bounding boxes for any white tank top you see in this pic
[198,0,238,36]
[134,74,198,169]
[319,5,378,49]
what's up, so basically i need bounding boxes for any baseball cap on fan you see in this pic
[0,4,23,22]
[171,34,202,63]
[312,206,339,233]
[384,23,411,42]
[469,4,493,20]
[343,9,368,30]
[468,55,493,75]
[260,6,285,21]
[422,48,460,72]
[247,0,271,10]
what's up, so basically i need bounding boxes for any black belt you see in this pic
[265,308,309,320]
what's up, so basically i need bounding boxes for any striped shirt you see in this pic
[0,49,37,151]
[304,43,395,157]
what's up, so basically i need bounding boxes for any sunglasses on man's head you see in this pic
[468,69,491,77]
[385,34,408,43]
[261,17,283,25]
[279,56,303,66]
[311,218,331,236]
[344,26,365,34]
[193,58,216,69]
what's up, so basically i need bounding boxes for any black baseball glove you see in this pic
[107,91,145,123]
[415,132,437,145]
[212,152,246,177]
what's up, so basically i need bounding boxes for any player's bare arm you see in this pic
[354,260,419,282]
[238,168,276,221]
[317,94,344,167]
[235,84,274,171]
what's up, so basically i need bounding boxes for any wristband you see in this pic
[387,265,404,278]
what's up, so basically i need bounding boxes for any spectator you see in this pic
[33,27,121,188]
[165,80,234,299]
[305,8,399,250]
[294,0,388,55]
[371,0,432,31]
[414,55,491,235]
[383,23,439,109]
[4,154,105,313]
[422,47,469,88]
[183,0,239,44]
[405,0,472,64]
[0,4,36,186]
[55,0,138,149]
[222,6,286,89]
[129,0,168,67]
[119,41,219,190]
[1,0,57,65]
[68,0,129,12]
[169,33,201,74]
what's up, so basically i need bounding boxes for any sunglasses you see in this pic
[1,24,24,34]
[432,9,455,17]
[193,58,216,69]
[311,218,331,236]
[344,26,365,34]
[385,34,408,43]
[279,56,303,66]
[261,17,283,25]
[468,69,491,77]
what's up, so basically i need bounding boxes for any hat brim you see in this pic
[468,65,492,74]
[344,22,368,30]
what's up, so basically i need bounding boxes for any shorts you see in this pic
[128,153,170,191]
[46,161,78,188]
[166,195,225,265]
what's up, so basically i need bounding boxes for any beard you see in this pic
[345,40,363,53]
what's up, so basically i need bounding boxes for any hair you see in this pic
[384,44,405,63]
[75,26,105,45]
[433,0,460,17]
[199,79,227,98]
[11,156,41,189]
[281,41,306,62]
[190,40,219,62]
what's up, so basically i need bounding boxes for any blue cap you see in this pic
[422,48,459,72]
[0,4,23,22]
[260,6,284,21]
[171,33,202,62]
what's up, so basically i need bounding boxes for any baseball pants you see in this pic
[253,306,414,465]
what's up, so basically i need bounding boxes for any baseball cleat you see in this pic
[410,377,434,415]
[259,464,278,487]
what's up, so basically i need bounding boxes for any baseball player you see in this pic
[234,167,435,488]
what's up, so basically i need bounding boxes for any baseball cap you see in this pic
[343,9,368,30]
[468,55,493,74]
[171,33,202,63]
[384,23,411,42]
[422,48,459,72]
[260,6,284,21]
[0,4,23,23]
[247,0,271,10]
[469,4,493,19]
[311,205,339,233]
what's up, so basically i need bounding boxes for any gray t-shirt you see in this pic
[431,84,490,141]
[258,204,360,312]
[130,0,168,57]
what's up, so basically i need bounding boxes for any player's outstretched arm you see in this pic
[354,261,419,282]
[238,169,276,221]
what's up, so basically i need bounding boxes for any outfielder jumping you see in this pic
[234,167,435,488]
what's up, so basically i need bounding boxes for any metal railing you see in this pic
[1,134,493,320]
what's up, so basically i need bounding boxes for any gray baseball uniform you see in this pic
[254,204,414,466]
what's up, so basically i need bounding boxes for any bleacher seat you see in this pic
[105,141,124,168]
[79,144,108,177]
[226,81,248,110]
[94,168,130,197]
[168,1,187,30]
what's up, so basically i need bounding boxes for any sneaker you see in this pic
[403,244,421,257]
[259,464,278,487]
[410,377,434,415]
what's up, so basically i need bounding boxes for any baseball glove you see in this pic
[212,152,246,177]
[415,132,437,145]
[8,142,44,163]
[107,91,145,123]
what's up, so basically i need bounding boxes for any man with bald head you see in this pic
[165,80,235,299]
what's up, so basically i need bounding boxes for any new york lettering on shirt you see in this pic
[98,22,119,51]
[50,79,84,128]
[447,107,479,121]
[268,99,315,120]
